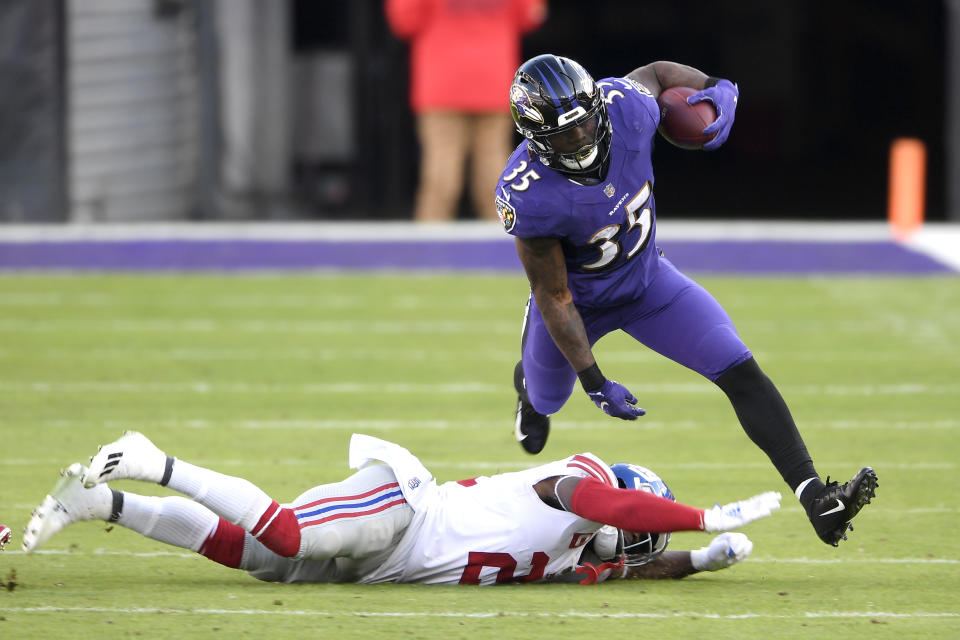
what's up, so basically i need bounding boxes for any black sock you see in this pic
[160,456,175,487]
[514,360,538,406]
[795,477,827,514]
[513,360,548,420]
[715,357,821,504]
[513,360,526,396]
[109,489,124,522]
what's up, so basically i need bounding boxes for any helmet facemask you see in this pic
[533,104,611,175]
[619,529,671,568]
[510,55,613,177]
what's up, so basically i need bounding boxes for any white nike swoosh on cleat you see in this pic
[514,405,528,441]
[819,498,845,516]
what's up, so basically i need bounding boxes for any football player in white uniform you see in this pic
[22,431,778,585]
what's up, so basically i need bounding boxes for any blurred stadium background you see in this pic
[1,0,959,272]
[1,0,959,226]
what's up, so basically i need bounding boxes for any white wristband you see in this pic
[690,547,710,571]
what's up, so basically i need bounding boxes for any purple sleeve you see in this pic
[599,76,660,140]
[496,147,571,239]
[504,193,567,238]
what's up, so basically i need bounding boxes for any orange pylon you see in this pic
[888,137,926,240]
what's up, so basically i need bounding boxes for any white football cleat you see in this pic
[22,463,112,552]
[84,430,169,488]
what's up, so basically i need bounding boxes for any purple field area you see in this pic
[0,238,952,274]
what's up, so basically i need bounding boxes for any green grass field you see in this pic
[1,272,958,639]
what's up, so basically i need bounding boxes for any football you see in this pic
[0,524,11,550]
[657,87,717,150]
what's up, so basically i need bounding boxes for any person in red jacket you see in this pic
[386,0,546,222]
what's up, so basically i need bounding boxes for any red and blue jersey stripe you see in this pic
[293,482,407,529]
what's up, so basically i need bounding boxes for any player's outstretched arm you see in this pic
[516,237,644,420]
[537,475,781,533]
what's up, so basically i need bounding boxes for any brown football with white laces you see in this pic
[657,86,717,150]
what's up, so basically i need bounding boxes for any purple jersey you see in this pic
[497,76,661,308]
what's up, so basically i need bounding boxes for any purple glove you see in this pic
[586,379,646,420]
[687,79,739,150]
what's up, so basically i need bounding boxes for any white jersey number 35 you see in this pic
[582,182,653,270]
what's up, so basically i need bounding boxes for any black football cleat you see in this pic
[515,396,551,455]
[808,467,878,546]
[513,361,550,454]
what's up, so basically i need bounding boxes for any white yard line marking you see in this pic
[4,418,958,433]
[0,319,518,334]
[0,606,956,619]
[2,458,954,472]
[6,549,957,564]
[17,347,518,362]
[13,549,198,558]
[1,381,957,396]
[0,381,504,394]
[808,419,960,430]
[0,293,112,306]
[426,461,956,472]
[2,457,953,476]
[752,557,960,564]
[0,292,515,310]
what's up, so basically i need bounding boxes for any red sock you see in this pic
[199,518,246,569]
[569,477,705,533]
[251,500,301,558]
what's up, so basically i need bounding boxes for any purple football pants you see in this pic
[521,258,752,415]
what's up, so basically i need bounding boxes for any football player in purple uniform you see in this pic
[499,54,877,547]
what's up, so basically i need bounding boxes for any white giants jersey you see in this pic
[358,449,619,585]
